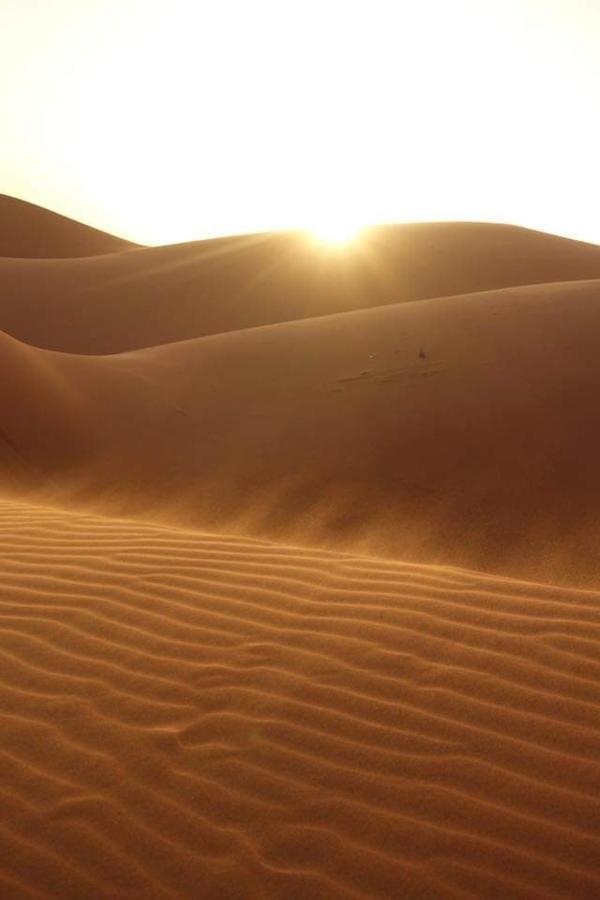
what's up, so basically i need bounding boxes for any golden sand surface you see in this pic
[1,198,599,897]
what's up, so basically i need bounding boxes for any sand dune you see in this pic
[3,221,600,352]
[0,498,598,899]
[2,278,600,584]
[0,195,137,259]
[2,206,600,897]
[0,329,93,487]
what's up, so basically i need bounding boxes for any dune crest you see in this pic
[2,221,600,352]
[0,194,138,259]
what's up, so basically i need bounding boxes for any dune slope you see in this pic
[0,329,93,484]
[0,194,137,258]
[2,278,600,584]
[2,222,600,352]
[0,498,598,899]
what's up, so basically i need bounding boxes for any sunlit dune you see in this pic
[2,0,600,892]
[3,219,600,354]
[1,200,600,898]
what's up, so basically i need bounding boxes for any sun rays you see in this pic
[308,221,364,247]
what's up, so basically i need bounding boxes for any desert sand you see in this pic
[0,195,599,898]
[0,195,137,259]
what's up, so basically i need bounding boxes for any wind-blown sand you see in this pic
[4,278,600,584]
[0,205,599,898]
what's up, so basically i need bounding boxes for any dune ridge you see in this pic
[0,497,598,899]
[3,278,600,585]
[2,221,600,352]
[0,195,138,259]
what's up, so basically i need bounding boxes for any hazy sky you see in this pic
[2,0,599,245]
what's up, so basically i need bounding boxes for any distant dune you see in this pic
[2,221,600,352]
[2,205,600,898]
[0,194,138,258]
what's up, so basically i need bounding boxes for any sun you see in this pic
[308,220,363,247]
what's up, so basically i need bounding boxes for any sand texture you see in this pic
[0,501,599,899]
[0,207,599,898]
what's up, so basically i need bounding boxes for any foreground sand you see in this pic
[0,498,599,899]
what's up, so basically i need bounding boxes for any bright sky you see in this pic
[1,0,599,245]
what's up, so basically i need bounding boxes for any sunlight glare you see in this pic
[3,1,600,245]
[309,220,363,247]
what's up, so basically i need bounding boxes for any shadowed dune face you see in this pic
[2,221,600,352]
[0,331,94,484]
[0,499,598,899]
[0,194,138,258]
[4,279,600,585]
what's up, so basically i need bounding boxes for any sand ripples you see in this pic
[0,499,597,898]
